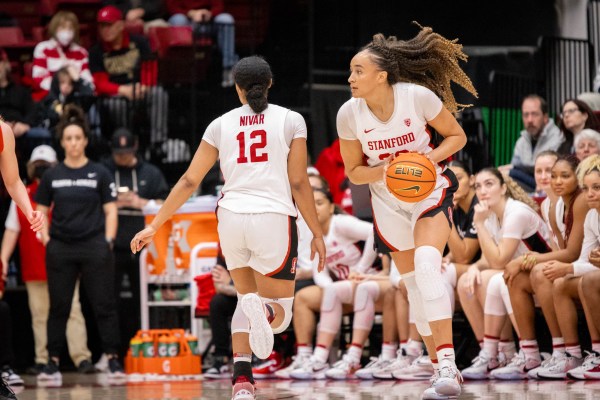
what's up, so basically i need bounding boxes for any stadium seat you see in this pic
[1,0,41,38]
[224,0,271,52]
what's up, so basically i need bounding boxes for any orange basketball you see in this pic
[385,153,437,203]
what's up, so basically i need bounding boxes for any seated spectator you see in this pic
[167,0,238,87]
[0,48,41,139]
[102,127,169,353]
[0,145,95,376]
[574,128,600,162]
[32,11,94,99]
[32,67,95,136]
[102,0,169,31]
[203,256,236,379]
[557,98,600,155]
[498,95,564,193]
[90,6,168,144]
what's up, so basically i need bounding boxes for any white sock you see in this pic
[483,335,499,357]
[381,342,398,360]
[552,337,566,355]
[347,344,363,364]
[313,345,329,364]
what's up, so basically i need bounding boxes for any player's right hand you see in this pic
[311,236,326,272]
[131,226,157,254]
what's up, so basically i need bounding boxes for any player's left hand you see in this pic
[311,236,326,272]
[541,261,570,282]
[131,226,157,254]
[473,200,491,224]
[28,210,44,232]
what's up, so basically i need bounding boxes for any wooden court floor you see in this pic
[11,374,600,399]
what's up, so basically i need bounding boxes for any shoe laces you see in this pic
[506,351,526,368]
[332,354,357,371]
[581,351,600,368]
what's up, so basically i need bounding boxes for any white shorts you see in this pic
[372,168,458,252]
[217,207,298,280]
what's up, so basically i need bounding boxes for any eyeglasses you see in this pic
[560,108,581,118]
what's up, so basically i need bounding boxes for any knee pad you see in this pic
[484,274,508,316]
[321,281,353,312]
[319,281,353,334]
[354,281,380,312]
[353,281,379,330]
[443,262,458,289]
[231,293,251,334]
[261,296,294,334]
[414,246,446,301]
[499,279,513,314]
[402,272,432,337]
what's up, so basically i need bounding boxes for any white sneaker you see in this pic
[0,368,23,386]
[241,293,274,360]
[325,354,361,380]
[231,379,255,400]
[433,360,462,397]
[536,352,582,379]
[355,355,394,380]
[289,356,329,380]
[461,349,502,380]
[274,353,311,379]
[393,354,434,381]
[567,351,600,380]
[95,353,109,373]
[372,349,414,380]
[490,350,541,380]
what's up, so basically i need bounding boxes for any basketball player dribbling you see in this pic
[0,120,44,400]
[130,56,326,400]
[335,25,477,399]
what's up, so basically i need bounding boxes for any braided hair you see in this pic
[232,56,272,114]
[361,22,477,114]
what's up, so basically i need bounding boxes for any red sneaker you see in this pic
[252,351,285,379]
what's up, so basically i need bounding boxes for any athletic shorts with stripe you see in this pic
[373,168,458,253]
[217,207,298,280]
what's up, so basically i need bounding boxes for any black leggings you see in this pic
[209,293,237,357]
[0,301,13,367]
[46,235,120,359]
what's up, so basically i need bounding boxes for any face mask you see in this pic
[33,165,50,180]
[56,29,74,46]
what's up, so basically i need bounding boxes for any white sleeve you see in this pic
[4,201,20,233]
[284,111,308,146]
[201,118,222,149]
[413,85,443,122]
[295,217,314,271]
[502,208,534,240]
[389,261,401,287]
[573,210,600,276]
[336,101,358,140]
[334,215,377,273]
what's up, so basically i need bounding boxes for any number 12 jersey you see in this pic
[203,103,307,216]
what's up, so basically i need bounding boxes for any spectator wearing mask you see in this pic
[32,11,94,99]
[102,127,168,352]
[0,145,95,376]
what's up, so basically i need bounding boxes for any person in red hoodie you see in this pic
[89,6,168,144]
[0,145,95,377]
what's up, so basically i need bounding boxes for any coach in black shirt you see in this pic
[103,127,168,352]
[35,106,125,381]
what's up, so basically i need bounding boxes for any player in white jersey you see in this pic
[502,155,589,380]
[462,168,552,381]
[335,25,477,400]
[130,56,326,400]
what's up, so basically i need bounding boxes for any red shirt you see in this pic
[16,182,47,282]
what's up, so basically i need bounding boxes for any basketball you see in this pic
[385,153,437,203]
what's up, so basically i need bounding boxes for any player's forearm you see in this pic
[149,175,197,231]
[346,164,385,185]
[5,181,34,220]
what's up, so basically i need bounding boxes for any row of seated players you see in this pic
[204,154,600,383]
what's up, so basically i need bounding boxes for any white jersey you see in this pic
[203,103,307,216]
[484,198,552,258]
[337,83,445,210]
[573,209,600,276]
[318,214,377,283]
[541,196,566,248]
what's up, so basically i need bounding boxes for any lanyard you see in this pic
[115,169,138,193]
